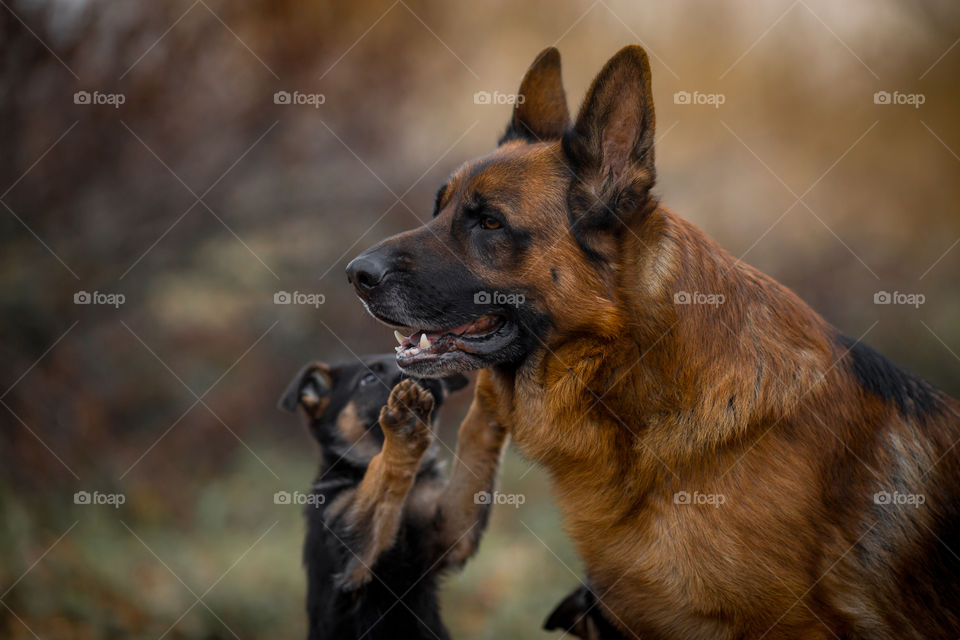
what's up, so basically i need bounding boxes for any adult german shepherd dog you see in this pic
[346,46,960,639]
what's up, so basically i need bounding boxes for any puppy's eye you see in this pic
[359,373,378,387]
[480,216,502,230]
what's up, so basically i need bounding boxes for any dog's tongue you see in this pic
[430,314,501,340]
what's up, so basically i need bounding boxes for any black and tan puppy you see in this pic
[279,354,508,640]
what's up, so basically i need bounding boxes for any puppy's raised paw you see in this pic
[378,379,434,453]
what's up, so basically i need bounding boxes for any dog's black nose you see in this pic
[346,252,390,291]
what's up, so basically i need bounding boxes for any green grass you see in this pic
[0,442,578,639]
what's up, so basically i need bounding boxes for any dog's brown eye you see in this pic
[480,216,502,230]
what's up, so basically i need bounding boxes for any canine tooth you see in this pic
[419,333,431,349]
[394,330,406,345]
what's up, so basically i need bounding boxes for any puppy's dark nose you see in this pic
[346,252,390,291]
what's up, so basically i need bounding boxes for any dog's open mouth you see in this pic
[363,301,527,376]
[392,314,508,367]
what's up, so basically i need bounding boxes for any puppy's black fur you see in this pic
[544,584,629,640]
[280,355,470,640]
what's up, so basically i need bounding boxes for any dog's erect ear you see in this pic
[278,361,333,417]
[499,47,569,145]
[563,45,656,231]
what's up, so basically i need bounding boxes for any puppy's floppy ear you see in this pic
[278,361,332,416]
[499,47,570,145]
[563,45,656,232]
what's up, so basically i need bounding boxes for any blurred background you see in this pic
[1,0,958,637]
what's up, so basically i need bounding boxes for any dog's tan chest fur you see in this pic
[503,357,863,639]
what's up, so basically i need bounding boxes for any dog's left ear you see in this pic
[499,47,570,144]
[563,45,656,231]
[278,362,333,418]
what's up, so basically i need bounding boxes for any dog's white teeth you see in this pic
[394,330,406,346]
[395,345,403,353]
[419,333,431,349]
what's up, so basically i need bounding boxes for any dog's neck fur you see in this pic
[502,204,837,497]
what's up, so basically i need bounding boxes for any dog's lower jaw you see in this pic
[398,350,483,378]
[397,316,548,378]
[398,338,524,378]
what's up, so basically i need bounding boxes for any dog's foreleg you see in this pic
[333,378,434,591]
[433,369,510,568]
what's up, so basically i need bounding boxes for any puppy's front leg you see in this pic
[333,379,434,591]
[434,369,511,568]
